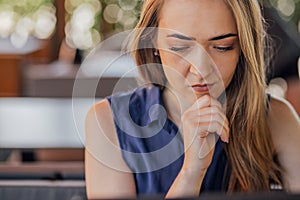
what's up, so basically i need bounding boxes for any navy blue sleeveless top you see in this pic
[107,85,229,196]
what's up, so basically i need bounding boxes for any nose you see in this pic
[188,45,214,78]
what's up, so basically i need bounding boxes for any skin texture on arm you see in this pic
[268,96,300,193]
[85,99,136,199]
[85,95,227,199]
[164,93,229,198]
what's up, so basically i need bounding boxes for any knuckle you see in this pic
[211,107,219,114]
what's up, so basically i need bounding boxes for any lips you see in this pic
[192,83,214,93]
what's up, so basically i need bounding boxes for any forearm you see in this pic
[165,95,228,198]
[165,166,207,198]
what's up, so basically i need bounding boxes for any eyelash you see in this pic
[169,46,189,52]
[214,46,234,52]
[169,45,234,53]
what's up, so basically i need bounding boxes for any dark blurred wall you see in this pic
[263,3,300,81]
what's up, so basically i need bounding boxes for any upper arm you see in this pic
[85,99,136,199]
[268,96,300,192]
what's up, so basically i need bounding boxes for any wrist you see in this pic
[182,154,211,174]
[176,165,207,195]
[180,164,207,180]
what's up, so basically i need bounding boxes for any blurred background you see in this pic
[0,0,299,199]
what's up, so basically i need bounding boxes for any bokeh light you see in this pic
[118,11,138,30]
[16,17,35,36]
[62,0,141,51]
[269,0,300,22]
[277,0,295,18]
[0,8,16,38]
[0,0,57,49]
[71,3,96,31]
[33,4,57,39]
[10,30,29,49]
[118,0,138,11]
[65,0,102,50]
[103,4,123,24]
[0,0,297,51]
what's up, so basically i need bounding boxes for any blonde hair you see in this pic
[223,0,282,192]
[130,0,166,87]
[131,0,283,192]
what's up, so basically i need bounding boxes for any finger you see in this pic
[197,110,229,133]
[193,95,211,109]
[197,106,227,121]
[196,107,229,136]
[191,95,225,114]
[199,130,209,138]
[195,119,229,143]
[207,98,223,111]
[194,95,222,109]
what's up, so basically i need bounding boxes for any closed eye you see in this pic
[169,46,190,52]
[214,46,234,52]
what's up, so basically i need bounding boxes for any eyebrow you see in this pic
[166,34,195,41]
[166,33,238,41]
[208,33,238,41]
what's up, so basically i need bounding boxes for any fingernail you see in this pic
[224,136,229,143]
[220,135,229,143]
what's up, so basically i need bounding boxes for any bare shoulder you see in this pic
[268,95,300,154]
[85,98,127,174]
[268,96,300,192]
[85,99,118,143]
[86,98,111,123]
[268,96,299,123]
[85,99,136,198]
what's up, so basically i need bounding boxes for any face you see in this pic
[156,0,240,104]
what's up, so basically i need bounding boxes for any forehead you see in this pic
[158,0,237,40]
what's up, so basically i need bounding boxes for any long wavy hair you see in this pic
[130,0,283,192]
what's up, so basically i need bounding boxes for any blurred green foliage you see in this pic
[0,0,54,14]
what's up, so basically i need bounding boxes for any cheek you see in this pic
[160,51,190,75]
[160,52,192,89]
[221,68,236,87]
[215,57,238,87]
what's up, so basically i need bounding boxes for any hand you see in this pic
[181,95,229,172]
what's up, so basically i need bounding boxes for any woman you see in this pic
[85,0,300,198]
